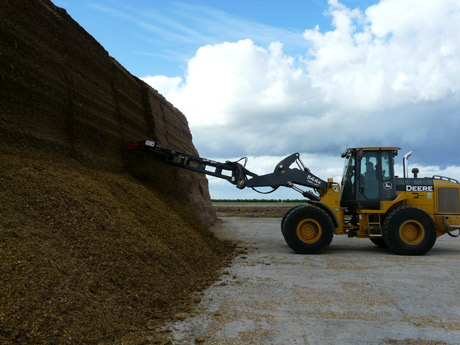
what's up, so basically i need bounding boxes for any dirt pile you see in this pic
[0,0,231,344]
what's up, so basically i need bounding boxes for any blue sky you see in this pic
[54,0,460,199]
[54,0,377,76]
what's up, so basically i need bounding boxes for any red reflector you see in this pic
[128,140,138,150]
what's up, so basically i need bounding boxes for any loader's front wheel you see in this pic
[283,205,333,254]
[383,207,436,255]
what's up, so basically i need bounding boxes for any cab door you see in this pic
[357,150,397,208]
[358,151,381,208]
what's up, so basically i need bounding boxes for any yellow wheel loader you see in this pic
[129,140,460,255]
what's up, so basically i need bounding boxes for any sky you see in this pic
[54,0,460,199]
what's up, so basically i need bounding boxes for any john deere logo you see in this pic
[383,182,392,190]
[406,185,433,192]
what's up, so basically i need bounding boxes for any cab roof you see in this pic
[341,147,400,158]
[347,147,400,151]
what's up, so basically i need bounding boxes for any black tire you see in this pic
[281,205,303,238]
[370,237,387,248]
[382,206,436,255]
[283,205,334,254]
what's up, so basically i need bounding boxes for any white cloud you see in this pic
[142,0,460,199]
[303,0,460,110]
[142,75,182,96]
[156,39,310,129]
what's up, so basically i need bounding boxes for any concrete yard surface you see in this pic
[164,217,460,345]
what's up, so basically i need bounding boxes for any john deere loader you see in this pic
[129,140,460,255]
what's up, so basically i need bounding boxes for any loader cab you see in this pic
[341,147,399,209]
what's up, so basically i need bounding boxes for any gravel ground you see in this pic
[162,217,460,345]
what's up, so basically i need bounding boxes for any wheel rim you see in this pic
[297,218,322,243]
[399,220,425,245]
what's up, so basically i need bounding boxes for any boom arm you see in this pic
[128,139,328,199]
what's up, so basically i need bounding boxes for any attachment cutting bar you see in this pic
[129,139,250,187]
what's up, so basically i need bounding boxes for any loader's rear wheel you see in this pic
[283,205,333,254]
[281,205,303,238]
[369,238,387,248]
[383,207,436,255]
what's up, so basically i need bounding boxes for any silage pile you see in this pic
[0,0,232,343]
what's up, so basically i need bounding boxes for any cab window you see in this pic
[361,151,379,200]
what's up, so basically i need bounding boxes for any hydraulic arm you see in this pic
[128,139,327,199]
